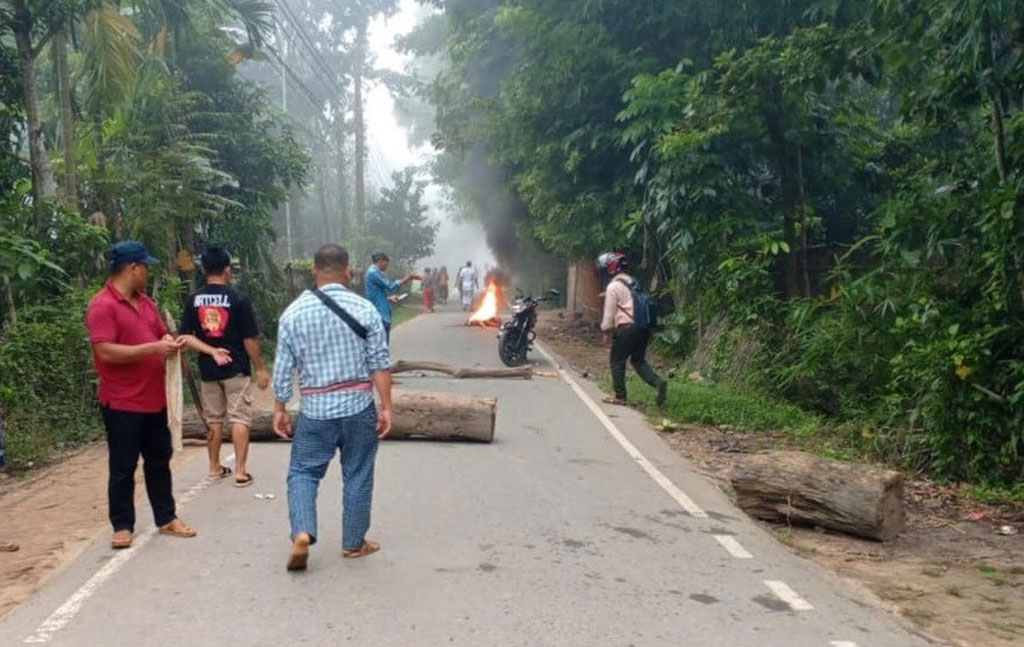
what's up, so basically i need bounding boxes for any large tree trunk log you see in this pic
[730,451,905,541]
[389,391,496,441]
[182,390,497,443]
[390,360,533,379]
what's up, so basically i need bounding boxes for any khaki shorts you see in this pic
[200,376,254,428]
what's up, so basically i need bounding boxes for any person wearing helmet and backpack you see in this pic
[597,252,667,407]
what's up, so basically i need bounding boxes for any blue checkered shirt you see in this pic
[273,284,390,420]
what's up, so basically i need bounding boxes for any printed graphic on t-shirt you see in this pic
[199,306,229,338]
[194,293,232,339]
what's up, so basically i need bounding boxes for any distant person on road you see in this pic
[273,244,393,571]
[457,261,478,311]
[597,251,667,408]
[364,251,418,342]
[437,266,449,305]
[422,267,436,313]
[86,241,215,550]
[180,246,270,488]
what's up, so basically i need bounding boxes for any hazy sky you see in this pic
[366,0,496,270]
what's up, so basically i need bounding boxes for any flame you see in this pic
[468,280,501,325]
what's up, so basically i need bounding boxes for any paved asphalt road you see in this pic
[0,308,933,647]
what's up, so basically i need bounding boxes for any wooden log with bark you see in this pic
[390,360,533,380]
[729,451,905,541]
[182,389,497,443]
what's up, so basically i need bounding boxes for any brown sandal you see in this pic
[158,519,197,538]
[342,540,380,559]
[287,534,311,571]
[602,396,629,406]
[110,530,132,549]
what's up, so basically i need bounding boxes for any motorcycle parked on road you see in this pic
[498,288,560,366]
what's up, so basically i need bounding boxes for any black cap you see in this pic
[109,240,159,269]
[371,251,389,262]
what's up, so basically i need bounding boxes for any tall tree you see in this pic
[4,0,60,205]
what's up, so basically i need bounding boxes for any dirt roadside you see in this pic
[0,444,202,619]
[536,310,1024,647]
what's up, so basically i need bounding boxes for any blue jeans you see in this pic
[287,404,379,550]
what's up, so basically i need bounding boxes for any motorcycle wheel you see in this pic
[498,330,528,367]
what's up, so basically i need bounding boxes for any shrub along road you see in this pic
[0,309,930,647]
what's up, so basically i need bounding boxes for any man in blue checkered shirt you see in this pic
[272,244,393,571]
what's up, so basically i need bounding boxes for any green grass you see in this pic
[969,481,1024,504]
[390,292,423,329]
[619,375,822,438]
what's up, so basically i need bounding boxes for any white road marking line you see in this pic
[534,343,707,518]
[830,642,859,647]
[713,534,753,559]
[764,580,814,611]
[23,453,233,644]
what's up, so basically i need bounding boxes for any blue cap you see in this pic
[108,240,160,269]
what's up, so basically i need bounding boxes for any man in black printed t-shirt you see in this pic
[180,246,269,488]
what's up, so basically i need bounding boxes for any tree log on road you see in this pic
[182,390,497,442]
[729,451,905,541]
[390,360,533,379]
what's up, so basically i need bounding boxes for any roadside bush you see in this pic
[0,290,102,470]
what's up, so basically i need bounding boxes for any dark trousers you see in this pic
[610,325,663,400]
[100,406,177,532]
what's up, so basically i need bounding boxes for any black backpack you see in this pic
[615,277,658,330]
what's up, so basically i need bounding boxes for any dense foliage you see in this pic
[0,1,439,470]
[421,0,1024,484]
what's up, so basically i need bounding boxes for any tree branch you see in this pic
[32,27,56,58]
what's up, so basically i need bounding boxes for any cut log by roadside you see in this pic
[182,389,497,443]
[729,450,905,541]
[390,360,533,380]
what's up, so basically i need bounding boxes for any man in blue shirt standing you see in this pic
[364,251,418,341]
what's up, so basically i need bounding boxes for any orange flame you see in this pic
[468,280,501,325]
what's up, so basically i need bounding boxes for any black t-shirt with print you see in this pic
[180,284,259,382]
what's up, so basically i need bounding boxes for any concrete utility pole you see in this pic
[353,19,368,228]
[278,24,293,261]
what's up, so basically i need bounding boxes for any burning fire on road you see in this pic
[467,280,502,326]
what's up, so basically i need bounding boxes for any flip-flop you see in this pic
[159,520,197,538]
[602,397,629,406]
[234,473,254,488]
[207,465,232,481]
[110,530,132,549]
[343,540,380,559]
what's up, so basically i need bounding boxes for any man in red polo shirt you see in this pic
[86,241,222,549]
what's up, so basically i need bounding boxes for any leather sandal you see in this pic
[110,530,132,549]
[158,519,197,538]
[287,533,311,571]
[343,540,380,559]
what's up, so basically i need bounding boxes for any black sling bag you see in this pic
[310,288,368,341]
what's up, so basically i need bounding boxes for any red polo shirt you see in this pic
[85,282,169,413]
